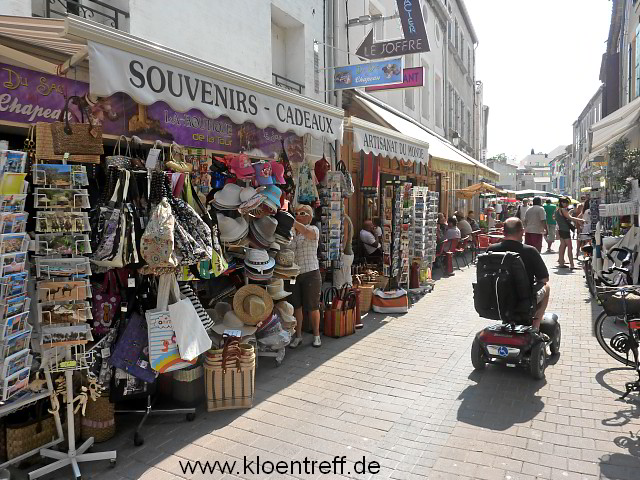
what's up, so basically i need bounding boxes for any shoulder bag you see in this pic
[106,135,133,170]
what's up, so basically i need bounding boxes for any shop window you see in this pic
[435,73,443,128]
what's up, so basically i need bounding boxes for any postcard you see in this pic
[0,150,26,175]
[0,212,27,234]
[1,366,30,401]
[0,233,28,254]
[35,233,91,256]
[0,173,27,195]
[0,326,32,359]
[36,211,91,233]
[34,188,90,209]
[37,280,91,302]
[0,349,31,380]
[1,311,29,340]
[0,272,28,298]
[41,323,93,348]
[0,194,27,213]
[38,301,92,325]
[35,257,92,279]
[0,293,29,320]
[33,164,88,187]
[0,253,26,276]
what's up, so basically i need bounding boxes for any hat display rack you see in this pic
[210,148,298,368]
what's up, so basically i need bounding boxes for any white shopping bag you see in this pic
[169,293,212,362]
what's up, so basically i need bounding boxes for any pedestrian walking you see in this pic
[555,197,583,269]
[543,199,557,252]
[523,197,547,252]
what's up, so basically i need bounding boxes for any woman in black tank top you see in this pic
[556,198,583,269]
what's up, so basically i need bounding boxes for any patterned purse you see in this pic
[109,311,156,383]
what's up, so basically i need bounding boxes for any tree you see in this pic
[487,153,509,164]
[607,138,640,199]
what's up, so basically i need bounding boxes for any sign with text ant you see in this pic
[356,0,430,60]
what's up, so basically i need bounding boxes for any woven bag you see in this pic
[81,395,115,443]
[204,341,255,411]
[5,411,57,460]
[172,364,205,407]
[35,122,100,164]
[50,96,104,155]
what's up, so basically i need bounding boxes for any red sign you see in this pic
[365,67,424,92]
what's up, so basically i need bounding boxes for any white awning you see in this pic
[590,95,640,153]
[355,94,499,181]
[347,117,428,164]
[0,15,344,143]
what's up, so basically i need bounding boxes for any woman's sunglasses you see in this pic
[296,211,311,217]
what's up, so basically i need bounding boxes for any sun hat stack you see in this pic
[211,183,243,210]
[249,216,277,249]
[274,211,294,246]
[274,301,296,336]
[261,185,282,212]
[217,213,249,244]
[243,248,275,282]
[265,279,291,301]
[273,249,299,280]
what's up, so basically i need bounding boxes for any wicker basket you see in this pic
[81,395,115,443]
[6,413,57,460]
[357,284,375,313]
[35,122,101,164]
[172,365,205,408]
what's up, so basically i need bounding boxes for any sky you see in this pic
[465,0,612,163]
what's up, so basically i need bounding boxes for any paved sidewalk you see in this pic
[22,247,640,479]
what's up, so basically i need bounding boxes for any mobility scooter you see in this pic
[472,251,561,379]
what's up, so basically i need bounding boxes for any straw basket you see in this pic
[81,395,115,443]
[35,122,100,164]
[6,414,57,460]
[357,284,375,313]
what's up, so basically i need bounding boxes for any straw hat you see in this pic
[233,284,273,326]
[274,301,296,323]
[266,279,291,301]
[275,249,298,270]
[212,310,257,336]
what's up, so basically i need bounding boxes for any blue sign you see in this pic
[334,58,404,90]
[498,346,509,357]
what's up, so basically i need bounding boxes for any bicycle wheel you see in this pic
[594,310,637,367]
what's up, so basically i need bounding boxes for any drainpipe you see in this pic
[333,0,342,170]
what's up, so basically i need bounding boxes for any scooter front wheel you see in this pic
[471,338,486,370]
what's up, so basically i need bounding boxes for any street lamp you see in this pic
[452,132,460,148]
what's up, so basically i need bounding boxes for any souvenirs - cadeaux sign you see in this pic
[87,41,343,144]
[0,63,304,161]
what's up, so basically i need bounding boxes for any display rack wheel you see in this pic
[134,432,144,446]
[530,342,546,380]
[186,413,196,422]
[470,338,486,370]
[110,458,117,467]
[550,323,561,355]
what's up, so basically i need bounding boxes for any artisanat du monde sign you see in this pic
[0,63,303,160]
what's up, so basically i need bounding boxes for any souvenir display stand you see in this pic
[409,188,438,291]
[318,172,343,274]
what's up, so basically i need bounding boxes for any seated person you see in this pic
[455,211,473,237]
[442,216,461,252]
[487,217,550,330]
[360,220,382,257]
[467,211,479,230]
[373,217,383,244]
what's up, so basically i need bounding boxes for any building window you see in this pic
[435,73,443,128]
[404,55,415,110]
[448,83,454,130]
[421,62,430,120]
[467,47,471,73]
[370,4,384,40]
[460,100,465,140]
[466,109,472,143]
[460,35,465,60]
[629,44,633,102]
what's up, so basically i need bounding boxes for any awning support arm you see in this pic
[58,46,88,74]
[0,44,58,75]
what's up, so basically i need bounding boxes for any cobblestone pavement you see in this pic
[21,245,640,479]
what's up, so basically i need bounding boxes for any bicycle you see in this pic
[593,258,640,398]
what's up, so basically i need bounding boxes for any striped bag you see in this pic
[323,291,356,338]
[179,284,214,331]
[371,289,408,314]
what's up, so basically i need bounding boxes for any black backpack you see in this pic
[473,251,534,323]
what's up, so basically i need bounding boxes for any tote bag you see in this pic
[146,273,196,373]
[169,295,212,361]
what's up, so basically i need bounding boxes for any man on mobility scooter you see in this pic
[472,217,561,379]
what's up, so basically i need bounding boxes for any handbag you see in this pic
[91,170,130,269]
[179,284,214,330]
[371,289,408,314]
[5,403,57,460]
[169,294,212,361]
[324,291,356,338]
[106,135,133,170]
[91,271,122,337]
[314,155,330,184]
[35,122,100,164]
[109,311,156,383]
[204,337,255,411]
[140,198,178,268]
[189,181,227,277]
[165,142,192,173]
[337,160,355,198]
[146,273,196,373]
[50,95,104,155]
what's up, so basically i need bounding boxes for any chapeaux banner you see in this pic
[0,63,303,162]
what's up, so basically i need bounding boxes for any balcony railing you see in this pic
[272,73,304,95]
[43,0,129,30]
